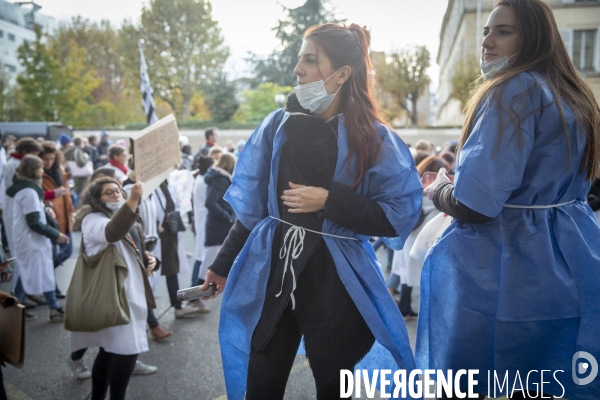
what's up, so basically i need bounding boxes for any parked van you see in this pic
[0,122,73,141]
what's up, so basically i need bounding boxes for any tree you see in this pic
[53,17,128,107]
[373,46,431,126]
[204,74,239,122]
[134,0,230,120]
[16,26,65,121]
[451,57,480,109]
[16,27,100,126]
[248,0,344,87]
[236,82,292,122]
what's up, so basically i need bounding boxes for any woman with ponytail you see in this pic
[199,23,422,399]
[419,1,600,399]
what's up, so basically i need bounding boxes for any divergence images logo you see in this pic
[572,351,598,385]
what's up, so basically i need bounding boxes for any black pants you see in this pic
[246,306,366,400]
[91,348,138,400]
[0,367,7,400]
[147,308,159,329]
[166,274,182,309]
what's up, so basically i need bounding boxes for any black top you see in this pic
[209,109,398,355]
[432,181,493,223]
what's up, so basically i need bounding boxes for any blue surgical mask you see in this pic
[480,53,517,80]
[293,69,343,114]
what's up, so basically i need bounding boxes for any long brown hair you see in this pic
[40,141,64,171]
[460,0,600,181]
[304,23,387,186]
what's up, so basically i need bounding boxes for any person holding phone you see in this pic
[199,23,422,399]
[418,1,600,399]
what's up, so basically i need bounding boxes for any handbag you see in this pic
[0,296,25,369]
[66,148,93,178]
[156,191,186,234]
[64,237,131,332]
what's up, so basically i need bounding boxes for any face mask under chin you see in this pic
[480,53,517,80]
[105,199,126,213]
[293,69,344,114]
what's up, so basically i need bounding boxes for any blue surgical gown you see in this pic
[219,111,423,400]
[416,71,600,400]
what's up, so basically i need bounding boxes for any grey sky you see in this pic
[33,0,449,87]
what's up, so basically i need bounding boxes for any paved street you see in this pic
[1,229,418,400]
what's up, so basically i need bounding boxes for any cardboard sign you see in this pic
[130,114,181,198]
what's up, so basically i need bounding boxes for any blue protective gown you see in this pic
[219,110,423,400]
[416,72,600,399]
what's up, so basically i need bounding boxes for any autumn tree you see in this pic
[16,26,100,126]
[374,45,431,126]
[131,0,229,120]
[451,57,480,109]
[248,0,344,87]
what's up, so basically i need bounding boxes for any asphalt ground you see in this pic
[1,228,420,400]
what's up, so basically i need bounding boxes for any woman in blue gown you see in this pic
[417,1,600,399]
[199,24,423,399]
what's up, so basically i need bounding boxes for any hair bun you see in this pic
[347,24,370,48]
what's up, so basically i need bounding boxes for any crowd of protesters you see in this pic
[0,127,248,398]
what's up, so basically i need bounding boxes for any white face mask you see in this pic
[105,199,126,213]
[293,69,343,114]
[480,53,517,80]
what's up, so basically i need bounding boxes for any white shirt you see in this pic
[193,174,208,262]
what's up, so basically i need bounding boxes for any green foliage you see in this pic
[373,46,431,126]
[204,74,239,123]
[236,83,292,122]
[135,0,229,120]
[451,57,481,108]
[15,26,64,121]
[248,0,344,87]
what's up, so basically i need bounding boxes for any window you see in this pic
[573,30,597,70]
[5,65,16,73]
[0,30,3,38]
[7,33,15,41]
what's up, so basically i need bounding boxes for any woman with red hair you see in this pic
[200,23,423,399]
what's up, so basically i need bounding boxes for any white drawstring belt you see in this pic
[503,199,576,209]
[269,216,357,310]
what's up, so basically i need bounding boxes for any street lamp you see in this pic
[274,93,286,109]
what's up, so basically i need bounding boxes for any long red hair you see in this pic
[304,24,387,187]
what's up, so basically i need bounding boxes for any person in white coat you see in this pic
[71,177,158,400]
[190,156,214,288]
[153,179,201,318]
[122,171,172,341]
[8,155,70,321]
[388,155,449,318]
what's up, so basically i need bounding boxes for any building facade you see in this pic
[435,0,600,126]
[0,0,56,83]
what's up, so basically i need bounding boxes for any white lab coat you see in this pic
[391,197,439,288]
[70,212,149,355]
[150,182,189,288]
[193,174,209,282]
[11,188,55,294]
[123,183,158,241]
